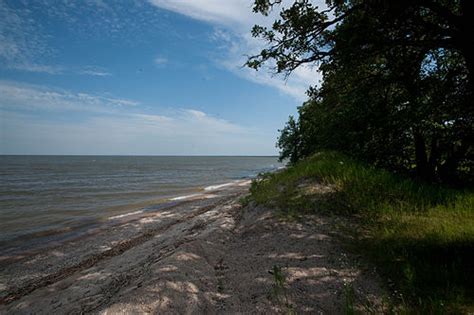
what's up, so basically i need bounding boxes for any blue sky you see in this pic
[0,0,322,155]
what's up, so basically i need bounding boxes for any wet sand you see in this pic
[0,181,386,314]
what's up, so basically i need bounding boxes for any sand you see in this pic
[0,181,387,314]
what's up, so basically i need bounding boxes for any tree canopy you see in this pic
[248,0,473,185]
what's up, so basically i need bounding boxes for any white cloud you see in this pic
[125,109,250,138]
[180,109,248,134]
[6,63,113,76]
[1,112,275,155]
[79,66,112,76]
[148,0,254,27]
[0,1,134,76]
[8,63,64,74]
[80,70,111,76]
[0,80,138,113]
[149,0,326,101]
[133,113,174,123]
[154,56,168,66]
[0,1,54,70]
[185,109,207,118]
[218,50,322,101]
[0,81,275,155]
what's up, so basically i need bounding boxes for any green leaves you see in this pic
[248,0,473,185]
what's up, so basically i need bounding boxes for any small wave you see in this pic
[169,193,203,201]
[204,181,237,191]
[108,210,144,220]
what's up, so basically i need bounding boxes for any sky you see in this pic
[0,0,322,155]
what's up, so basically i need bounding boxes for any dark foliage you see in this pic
[248,0,473,185]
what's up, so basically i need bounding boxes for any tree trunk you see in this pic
[439,140,469,185]
[428,136,440,177]
[413,129,435,181]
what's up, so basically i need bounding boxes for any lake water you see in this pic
[0,156,283,252]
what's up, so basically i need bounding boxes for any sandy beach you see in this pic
[0,180,385,314]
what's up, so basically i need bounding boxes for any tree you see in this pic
[250,0,473,184]
[248,0,474,98]
[277,115,301,164]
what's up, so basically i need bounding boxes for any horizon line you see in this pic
[0,154,279,157]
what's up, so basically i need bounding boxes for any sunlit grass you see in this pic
[249,151,474,312]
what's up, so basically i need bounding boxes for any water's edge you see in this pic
[0,179,252,257]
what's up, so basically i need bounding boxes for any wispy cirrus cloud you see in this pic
[0,1,57,73]
[0,2,112,76]
[149,0,326,101]
[7,63,64,74]
[5,63,113,76]
[148,0,254,27]
[0,80,137,114]
[78,66,112,77]
[0,1,125,76]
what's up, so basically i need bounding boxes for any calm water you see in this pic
[0,156,282,251]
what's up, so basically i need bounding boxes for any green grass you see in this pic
[270,265,295,314]
[249,151,474,313]
[344,282,356,315]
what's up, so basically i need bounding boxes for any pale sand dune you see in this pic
[0,182,386,314]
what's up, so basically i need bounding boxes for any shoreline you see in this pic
[0,177,386,313]
[0,179,252,261]
[0,181,250,306]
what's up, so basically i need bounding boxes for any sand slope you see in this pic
[0,183,386,314]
